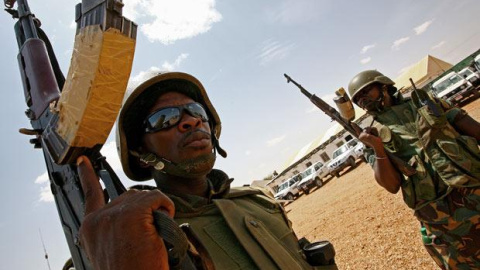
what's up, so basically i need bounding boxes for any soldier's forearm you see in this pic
[372,148,401,194]
[452,113,480,142]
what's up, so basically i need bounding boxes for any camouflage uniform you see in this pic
[144,169,337,270]
[366,94,480,269]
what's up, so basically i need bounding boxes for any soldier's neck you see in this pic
[154,173,209,197]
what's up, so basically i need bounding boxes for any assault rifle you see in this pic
[5,1,192,269]
[284,74,416,177]
[4,0,135,268]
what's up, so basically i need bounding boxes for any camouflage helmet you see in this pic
[348,70,395,101]
[116,71,223,181]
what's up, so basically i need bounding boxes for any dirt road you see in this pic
[285,98,480,269]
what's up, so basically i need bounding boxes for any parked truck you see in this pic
[297,161,329,195]
[327,139,365,178]
[474,54,480,72]
[458,67,480,88]
[431,71,476,105]
[274,174,302,201]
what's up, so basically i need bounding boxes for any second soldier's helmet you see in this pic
[348,70,395,102]
[116,71,225,181]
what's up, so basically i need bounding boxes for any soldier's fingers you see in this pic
[129,189,175,218]
[77,156,105,215]
[362,127,372,135]
[363,126,378,136]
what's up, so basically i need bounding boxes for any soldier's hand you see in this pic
[77,155,173,270]
[359,127,383,150]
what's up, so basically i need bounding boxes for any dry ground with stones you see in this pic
[284,97,480,270]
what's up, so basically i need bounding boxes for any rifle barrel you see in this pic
[284,73,313,99]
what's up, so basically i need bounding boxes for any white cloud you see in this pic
[257,39,295,66]
[266,0,326,24]
[127,66,162,93]
[431,41,445,50]
[361,44,376,54]
[100,140,123,172]
[360,57,371,65]
[162,53,189,71]
[69,20,76,30]
[267,135,286,147]
[245,150,251,156]
[127,54,189,92]
[392,37,410,50]
[130,0,222,44]
[39,184,54,203]
[123,0,143,21]
[414,20,433,35]
[35,172,54,203]
[35,171,49,184]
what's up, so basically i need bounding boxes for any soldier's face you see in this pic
[354,84,382,111]
[141,92,213,164]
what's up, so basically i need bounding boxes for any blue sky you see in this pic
[1,0,479,269]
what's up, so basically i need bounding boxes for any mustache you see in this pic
[180,129,211,147]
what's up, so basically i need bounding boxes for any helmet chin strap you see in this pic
[131,150,216,179]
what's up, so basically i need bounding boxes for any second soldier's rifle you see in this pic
[284,74,416,176]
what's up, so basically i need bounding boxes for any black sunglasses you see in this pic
[144,102,209,133]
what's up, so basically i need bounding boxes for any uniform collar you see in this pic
[164,169,234,211]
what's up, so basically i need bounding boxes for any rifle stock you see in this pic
[284,74,416,177]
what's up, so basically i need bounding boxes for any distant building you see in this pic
[394,55,452,92]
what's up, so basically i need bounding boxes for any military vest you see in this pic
[374,91,480,210]
[171,187,337,270]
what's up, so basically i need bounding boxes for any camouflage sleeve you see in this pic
[445,107,467,125]
[435,95,467,125]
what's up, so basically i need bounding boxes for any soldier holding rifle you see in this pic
[77,72,337,270]
[348,70,480,269]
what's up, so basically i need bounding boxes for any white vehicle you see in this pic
[347,138,366,159]
[327,140,365,178]
[431,71,475,105]
[274,175,301,201]
[458,67,480,88]
[297,161,329,194]
[474,54,480,72]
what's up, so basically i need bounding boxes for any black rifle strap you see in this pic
[36,24,65,90]
[153,211,197,269]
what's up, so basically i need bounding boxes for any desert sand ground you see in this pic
[285,97,480,269]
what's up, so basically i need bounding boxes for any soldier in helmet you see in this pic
[348,70,480,269]
[76,72,337,270]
